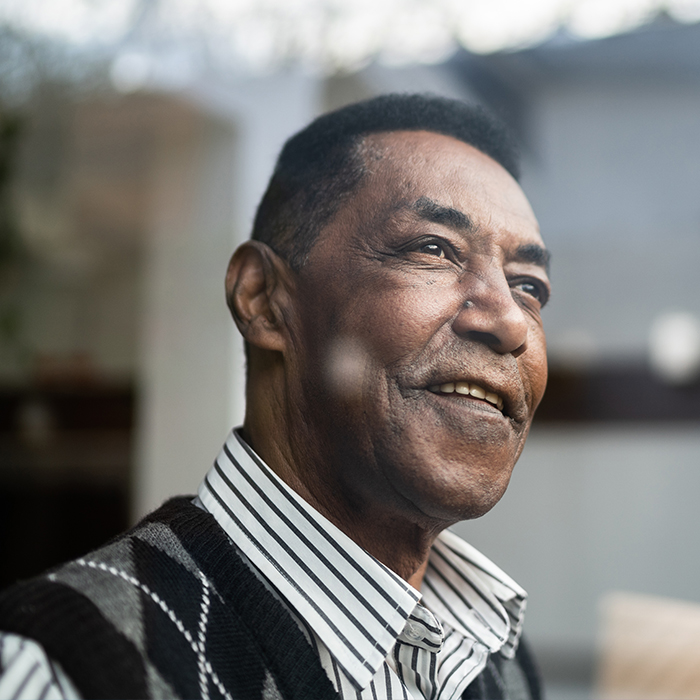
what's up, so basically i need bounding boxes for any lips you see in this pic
[397,351,528,425]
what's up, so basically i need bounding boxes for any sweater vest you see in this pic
[0,498,541,700]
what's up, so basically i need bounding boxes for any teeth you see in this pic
[430,381,504,412]
[469,386,486,399]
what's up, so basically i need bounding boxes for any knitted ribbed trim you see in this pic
[145,498,339,700]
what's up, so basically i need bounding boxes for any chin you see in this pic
[422,488,509,524]
[390,457,516,526]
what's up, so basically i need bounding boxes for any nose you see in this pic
[451,270,529,356]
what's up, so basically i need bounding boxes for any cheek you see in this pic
[349,283,458,361]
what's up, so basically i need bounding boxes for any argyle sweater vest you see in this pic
[0,498,541,700]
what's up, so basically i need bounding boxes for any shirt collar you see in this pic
[197,429,527,688]
[198,429,420,689]
[423,531,527,659]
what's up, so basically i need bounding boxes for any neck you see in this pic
[241,424,443,589]
[329,510,440,589]
[243,361,450,588]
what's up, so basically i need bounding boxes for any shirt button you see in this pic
[403,622,422,641]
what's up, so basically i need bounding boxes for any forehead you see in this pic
[333,130,544,254]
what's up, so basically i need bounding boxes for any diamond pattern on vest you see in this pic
[70,537,238,700]
[48,537,146,653]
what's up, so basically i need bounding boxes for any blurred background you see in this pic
[2,0,700,697]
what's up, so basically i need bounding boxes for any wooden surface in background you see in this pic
[597,591,700,699]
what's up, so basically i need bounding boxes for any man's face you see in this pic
[285,131,549,527]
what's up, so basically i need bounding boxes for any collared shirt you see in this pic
[0,429,527,700]
[196,429,527,700]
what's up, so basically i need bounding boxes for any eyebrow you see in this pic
[411,196,550,274]
[515,244,551,273]
[411,196,473,231]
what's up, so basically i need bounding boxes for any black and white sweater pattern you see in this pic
[0,498,339,700]
[0,498,541,700]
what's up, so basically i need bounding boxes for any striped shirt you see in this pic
[197,429,527,700]
[0,634,80,700]
[0,428,527,700]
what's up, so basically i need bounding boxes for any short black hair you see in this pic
[251,93,520,270]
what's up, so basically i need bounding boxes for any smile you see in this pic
[427,382,504,412]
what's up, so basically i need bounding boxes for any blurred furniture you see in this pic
[597,591,700,699]
[0,383,133,588]
[536,366,700,424]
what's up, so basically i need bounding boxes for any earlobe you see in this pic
[225,242,292,353]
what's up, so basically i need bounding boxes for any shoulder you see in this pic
[0,497,337,700]
[0,497,222,699]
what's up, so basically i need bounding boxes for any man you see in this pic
[0,93,550,699]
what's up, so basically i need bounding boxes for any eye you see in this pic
[512,279,549,307]
[419,242,445,258]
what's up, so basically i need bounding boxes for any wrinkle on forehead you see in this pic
[320,130,546,262]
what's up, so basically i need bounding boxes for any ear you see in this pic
[225,241,295,353]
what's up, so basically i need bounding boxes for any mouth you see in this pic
[427,381,505,414]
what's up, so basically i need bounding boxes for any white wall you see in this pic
[133,107,238,516]
[521,78,700,362]
[133,73,322,518]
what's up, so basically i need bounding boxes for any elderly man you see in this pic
[0,93,550,700]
